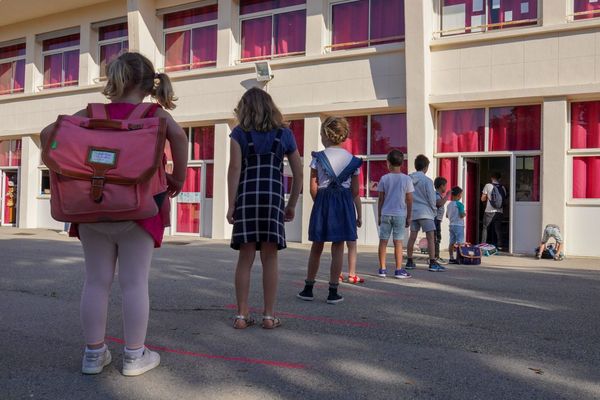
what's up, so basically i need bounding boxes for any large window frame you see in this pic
[40,33,80,90]
[97,20,128,79]
[162,3,218,72]
[0,41,26,96]
[326,0,405,52]
[568,100,600,202]
[568,0,600,21]
[238,1,307,63]
[437,0,540,37]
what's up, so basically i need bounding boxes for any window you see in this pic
[342,114,407,197]
[489,105,541,151]
[515,156,540,201]
[573,0,600,20]
[571,101,600,199]
[330,0,405,51]
[163,5,218,72]
[438,109,485,153]
[240,0,306,62]
[99,22,128,77]
[42,34,80,89]
[40,169,51,195]
[440,0,538,36]
[0,42,25,95]
[283,119,304,194]
[0,139,22,166]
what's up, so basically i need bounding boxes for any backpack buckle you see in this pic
[91,176,106,203]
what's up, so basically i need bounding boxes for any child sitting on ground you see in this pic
[447,186,466,264]
[536,224,565,261]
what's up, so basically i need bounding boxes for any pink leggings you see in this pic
[79,222,154,349]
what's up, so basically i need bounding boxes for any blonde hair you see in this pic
[234,87,285,132]
[102,52,177,110]
[321,116,349,145]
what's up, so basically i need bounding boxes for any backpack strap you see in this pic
[127,103,156,120]
[87,103,109,119]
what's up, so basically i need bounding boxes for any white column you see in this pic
[18,136,41,228]
[79,21,95,86]
[127,0,162,68]
[24,34,42,93]
[217,0,239,68]
[301,114,322,243]
[405,0,435,175]
[305,0,327,56]
[211,121,233,239]
[543,0,568,26]
[541,98,568,250]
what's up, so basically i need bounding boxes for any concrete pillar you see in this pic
[79,21,95,86]
[306,0,327,56]
[301,114,322,243]
[404,0,435,175]
[543,0,568,26]
[18,136,41,228]
[24,34,42,93]
[217,0,239,68]
[541,97,568,251]
[127,0,162,68]
[211,121,233,240]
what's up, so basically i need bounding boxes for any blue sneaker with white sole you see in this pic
[428,262,446,272]
[378,268,387,278]
[394,269,412,279]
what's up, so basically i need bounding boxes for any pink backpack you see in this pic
[42,103,168,223]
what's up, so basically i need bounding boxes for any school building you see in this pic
[1,0,599,256]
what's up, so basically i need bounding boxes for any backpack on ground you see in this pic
[489,183,506,210]
[535,245,556,259]
[41,103,168,223]
[477,243,498,256]
[456,243,482,265]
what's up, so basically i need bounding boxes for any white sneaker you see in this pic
[82,347,112,375]
[122,347,160,377]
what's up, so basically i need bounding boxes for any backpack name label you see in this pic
[88,149,117,166]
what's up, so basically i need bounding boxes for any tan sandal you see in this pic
[261,315,282,329]
[233,315,255,329]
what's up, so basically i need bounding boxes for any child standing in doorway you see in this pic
[447,186,466,264]
[434,177,449,264]
[41,52,189,376]
[228,88,303,329]
[298,117,362,304]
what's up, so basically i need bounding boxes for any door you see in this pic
[1,170,18,226]
[464,159,480,244]
[176,166,202,234]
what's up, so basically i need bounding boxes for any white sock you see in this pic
[124,346,145,358]
[85,344,107,353]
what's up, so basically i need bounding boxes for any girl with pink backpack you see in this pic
[40,52,188,376]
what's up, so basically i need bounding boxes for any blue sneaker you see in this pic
[428,262,446,272]
[394,269,411,279]
[405,259,416,270]
[378,268,387,278]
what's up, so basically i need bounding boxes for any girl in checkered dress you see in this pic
[227,88,303,329]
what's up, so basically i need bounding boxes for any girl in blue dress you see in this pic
[297,117,362,304]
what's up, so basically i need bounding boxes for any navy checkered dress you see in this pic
[231,130,286,250]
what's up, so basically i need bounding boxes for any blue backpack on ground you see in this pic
[456,244,482,265]
[489,183,507,210]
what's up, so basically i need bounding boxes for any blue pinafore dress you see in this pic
[231,130,287,250]
[308,151,363,243]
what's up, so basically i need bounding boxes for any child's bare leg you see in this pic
[347,241,358,277]
[306,242,324,281]
[555,242,562,254]
[378,240,388,269]
[235,243,256,327]
[330,242,345,284]
[407,230,418,259]
[260,243,278,326]
[393,240,404,269]
[426,231,436,261]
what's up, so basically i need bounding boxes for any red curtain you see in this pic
[191,126,215,160]
[571,101,600,149]
[177,167,201,233]
[573,157,600,198]
[63,50,79,86]
[488,0,538,28]
[489,105,541,151]
[242,16,272,60]
[288,120,304,156]
[0,141,9,166]
[100,42,123,76]
[574,0,600,19]
[192,25,217,68]
[274,10,306,55]
[438,158,458,192]
[370,0,405,44]
[165,31,191,72]
[43,54,63,88]
[331,0,368,50]
[0,63,10,94]
[10,140,21,166]
[164,5,218,28]
[371,113,407,155]
[13,59,24,92]
[439,109,485,153]
[240,0,305,15]
[343,116,368,155]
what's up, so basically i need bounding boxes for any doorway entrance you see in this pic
[1,170,19,226]
[463,157,510,250]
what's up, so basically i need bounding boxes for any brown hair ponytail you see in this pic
[151,72,176,110]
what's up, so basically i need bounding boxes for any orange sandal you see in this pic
[347,275,365,284]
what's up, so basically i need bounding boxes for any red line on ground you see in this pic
[223,304,375,328]
[104,336,306,369]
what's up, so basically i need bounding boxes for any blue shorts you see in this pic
[379,215,407,241]
[449,225,465,245]
[410,218,436,233]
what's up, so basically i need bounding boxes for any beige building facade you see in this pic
[1,0,599,257]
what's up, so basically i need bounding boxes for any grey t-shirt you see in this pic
[378,172,414,217]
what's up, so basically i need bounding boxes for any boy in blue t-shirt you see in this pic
[446,186,466,264]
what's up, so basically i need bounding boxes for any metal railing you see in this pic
[435,18,539,37]
[324,35,405,51]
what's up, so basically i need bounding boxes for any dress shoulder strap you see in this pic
[311,151,337,181]
[270,129,284,154]
[336,156,363,184]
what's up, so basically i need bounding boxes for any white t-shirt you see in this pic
[310,147,360,189]
[378,173,414,217]
[482,182,504,213]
